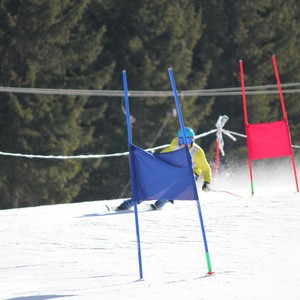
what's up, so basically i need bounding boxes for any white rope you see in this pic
[0,128,298,160]
[0,151,129,159]
[227,130,247,138]
[226,130,300,149]
[0,130,216,159]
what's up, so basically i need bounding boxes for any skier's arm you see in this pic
[160,137,178,153]
[193,148,212,183]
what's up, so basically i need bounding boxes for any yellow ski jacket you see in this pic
[161,137,212,183]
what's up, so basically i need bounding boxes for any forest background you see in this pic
[0,0,299,208]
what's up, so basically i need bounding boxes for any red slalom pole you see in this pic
[239,60,255,195]
[272,55,299,192]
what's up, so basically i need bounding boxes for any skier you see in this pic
[116,127,212,210]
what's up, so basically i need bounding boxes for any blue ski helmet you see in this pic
[178,127,195,138]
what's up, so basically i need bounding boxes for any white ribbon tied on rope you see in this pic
[215,115,237,156]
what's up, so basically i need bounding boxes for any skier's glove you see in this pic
[202,181,211,192]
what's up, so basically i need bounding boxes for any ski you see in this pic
[105,204,115,212]
[105,204,128,212]
[105,203,156,213]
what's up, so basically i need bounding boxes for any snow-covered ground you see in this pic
[1,159,300,300]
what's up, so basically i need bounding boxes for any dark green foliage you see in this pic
[76,0,206,201]
[0,0,112,208]
[0,0,299,208]
[196,0,300,161]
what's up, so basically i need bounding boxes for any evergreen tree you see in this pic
[76,0,209,200]
[0,0,112,208]
[0,0,299,207]
[194,0,300,161]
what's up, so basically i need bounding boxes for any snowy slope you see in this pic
[1,161,300,300]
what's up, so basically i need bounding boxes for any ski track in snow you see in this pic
[1,160,300,300]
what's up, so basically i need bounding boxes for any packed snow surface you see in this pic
[1,160,300,299]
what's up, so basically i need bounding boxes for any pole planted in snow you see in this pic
[239,60,255,195]
[272,55,299,193]
[168,67,214,275]
[122,70,144,280]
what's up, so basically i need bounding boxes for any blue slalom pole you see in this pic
[122,70,144,280]
[168,68,214,275]
[122,70,133,144]
[168,68,188,146]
